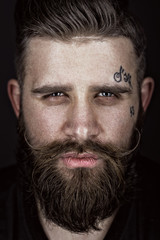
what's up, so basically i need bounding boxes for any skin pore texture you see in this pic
[8,36,154,240]
[22,37,139,147]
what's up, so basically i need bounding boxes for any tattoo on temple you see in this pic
[130,106,135,117]
[114,65,132,88]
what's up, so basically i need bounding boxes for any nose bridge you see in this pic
[64,96,100,140]
[74,98,92,136]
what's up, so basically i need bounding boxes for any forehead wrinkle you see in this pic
[24,36,138,89]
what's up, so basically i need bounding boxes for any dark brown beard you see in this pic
[17,114,139,233]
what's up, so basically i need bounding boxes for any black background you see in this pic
[0,0,160,168]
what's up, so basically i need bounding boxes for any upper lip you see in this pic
[61,152,98,160]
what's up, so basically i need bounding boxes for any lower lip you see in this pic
[62,157,98,169]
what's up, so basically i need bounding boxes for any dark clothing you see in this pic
[0,155,160,240]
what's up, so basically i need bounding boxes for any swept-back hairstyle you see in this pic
[14,0,146,87]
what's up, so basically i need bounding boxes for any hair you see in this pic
[14,0,147,88]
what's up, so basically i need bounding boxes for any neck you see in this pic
[38,210,117,240]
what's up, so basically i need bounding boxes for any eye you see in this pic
[98,92,115,97]
[41,91,69,106]
[51,92,64,97]
[95,91,119,106]
[43,92,65,99]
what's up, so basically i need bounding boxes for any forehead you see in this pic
[25,37,137,86]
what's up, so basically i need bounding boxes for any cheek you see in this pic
[23,103,67,144]
[97,104,138,147]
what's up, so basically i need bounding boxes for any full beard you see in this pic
[17,114,141,233]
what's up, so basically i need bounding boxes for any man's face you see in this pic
[22,37,139,150]
[17,37,140,232]
[8,35,154,232]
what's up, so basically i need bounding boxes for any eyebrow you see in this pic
[31,84,133,95]
[90,85,133,94]
[31,85,73,94]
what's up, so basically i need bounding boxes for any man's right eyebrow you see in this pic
[31,85,73,94]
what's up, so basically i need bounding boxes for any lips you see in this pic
[61,153,99,169]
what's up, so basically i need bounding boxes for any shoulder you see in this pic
[136,154,160,187]
[0,165,18,210]
[136,154,160,197]
[0,165,18,237]
[0,165,17,191]
[135,154,160,237]
[0,164,18,206]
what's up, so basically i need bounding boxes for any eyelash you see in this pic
[42,92,65,99]
[42,91,119,100]
[97,92,115,98]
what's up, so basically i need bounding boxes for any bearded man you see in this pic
[1,0,160,239]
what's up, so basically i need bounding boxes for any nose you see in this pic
[62,100,101,141]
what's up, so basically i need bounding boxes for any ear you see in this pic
[141,77,155,112]
[7,79,21,118]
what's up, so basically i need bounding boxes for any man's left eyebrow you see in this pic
[31,85,73,94]
[90,85,133,94]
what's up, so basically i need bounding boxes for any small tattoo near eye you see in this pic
[130,106,135,117]
[114,66,132,88]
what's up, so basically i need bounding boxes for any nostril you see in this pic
[62,104,101,140]
[62,119,101,141]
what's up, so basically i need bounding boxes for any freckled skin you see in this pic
[22,37,139,147]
